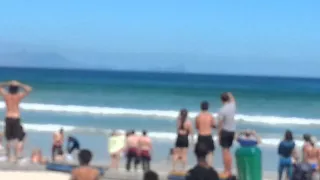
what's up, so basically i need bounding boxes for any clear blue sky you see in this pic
[0,0,319,76]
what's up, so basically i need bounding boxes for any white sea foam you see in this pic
[0,102,318,126]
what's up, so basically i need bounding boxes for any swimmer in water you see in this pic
[52,128,64,162]
[139,130,152,172]
[195,101,216,166]
[0,80,32,161]
[173,109,193,171]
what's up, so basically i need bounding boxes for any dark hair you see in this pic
[60,128,64,134]
[78,149,92,165]
[200,101,209,111]
[8,85,19,94]
[143,170,159,180]
[194,142,208,159]
[131,130,135,134]
[142,130,147,136]
[284,130,293,141]
[303,134,311,142]
[179,109,188,130]
[221,92,230,102]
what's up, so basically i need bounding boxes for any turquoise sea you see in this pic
[0,67,319,170]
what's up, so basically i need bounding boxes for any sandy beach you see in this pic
[0,171,69,180]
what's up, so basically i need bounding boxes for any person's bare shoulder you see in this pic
[71,168,79,178]
[92,168,100,178]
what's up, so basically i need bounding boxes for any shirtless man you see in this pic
[195,101,216,166]
[0,80,32,161]
[218,92,236,177]
[139,130,152,171]
[52,128,64,162]
[304,136,320,171]
[71,149,100,180]
[125,130,140,171]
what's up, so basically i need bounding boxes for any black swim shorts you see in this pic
[197,135,215,152]
[175,135,189,148]
[219,129,235,149]
[5,117,22,141]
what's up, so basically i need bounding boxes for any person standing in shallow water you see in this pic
[139,130,152,172]
[0,80,32,161]
[218,92,236,177]
[173,109,193,171]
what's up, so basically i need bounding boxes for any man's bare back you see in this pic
[196,112,215,136]
[127,134,139,148]
[53,131,64,146]
[0,80,32,118]
[71,166,100,180]
[139,135,152,151]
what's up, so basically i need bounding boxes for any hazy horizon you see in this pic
[0,1,319,77]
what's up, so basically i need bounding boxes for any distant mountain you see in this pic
[0,51,82,68]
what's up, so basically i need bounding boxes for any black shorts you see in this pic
[197,135,215,152]
[5,117,22,141]
[175,135,189,148]
[52,145,64,155]
[219,129,235,149]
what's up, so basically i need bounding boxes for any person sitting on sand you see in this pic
[185,142,219,180]
[0,80,32,161]
[52,128,64,162]
[304,136,320,171]
[31,149,47,164]
[143,170,159,180]
[139,130,152,172]
[125,130,140,172]
[236,130,261,147]
[173,109,193,171]
[71,149,100,180]
[278,130,298,180]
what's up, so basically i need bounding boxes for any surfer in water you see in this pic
[139,130,152,171]
[0,80,32,161]
[173,109,193,171]
[52,128,64,162]
[195,101,216,166]
[125,130,140,172]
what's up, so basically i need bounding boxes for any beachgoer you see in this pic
[52,128,64,162]
[143,170,159,180]
[173,109,193,171]
[304,136,320,171]
[302,134,312,162]
[0,80,32,161]
[218,92,236,177]
[67,136,80,154]
[185,142,219,180]
[237,130,261,147]
[139,130,152,172]
[125,130,140,171]
[195,101,216,166]
[31,149,47,164]
[71,149,100,180]
[278,130,297,180]
[108,131,124,170]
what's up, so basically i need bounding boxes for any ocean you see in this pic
[0,67,319,170]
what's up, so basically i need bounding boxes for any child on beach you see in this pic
[236,130,261,147]
[31,149,47,164]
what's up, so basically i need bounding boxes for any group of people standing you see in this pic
[173,92,236,178]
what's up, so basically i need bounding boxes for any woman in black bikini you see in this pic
[172,109,193,171]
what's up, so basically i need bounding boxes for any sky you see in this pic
[0,0,320,77]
